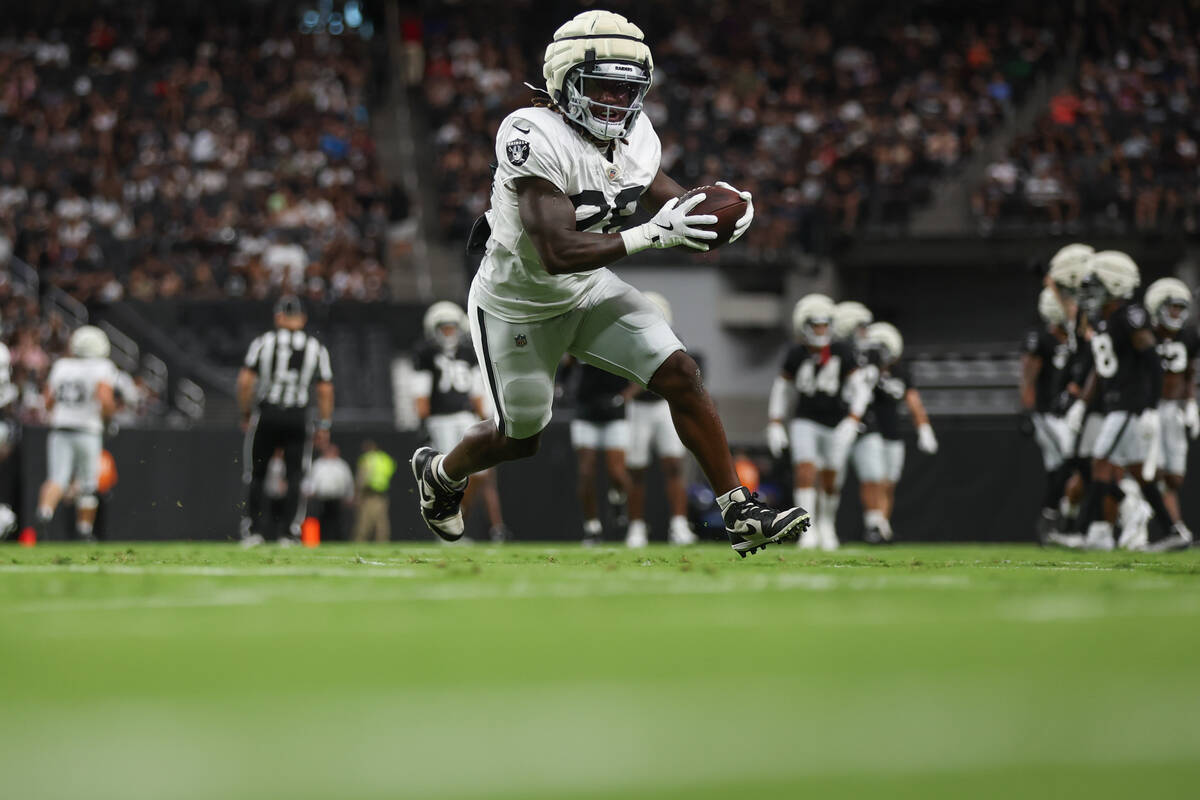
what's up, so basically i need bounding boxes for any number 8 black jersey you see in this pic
[1091,302,1155,413]
[781,340,859,427]
[414,342,478,416]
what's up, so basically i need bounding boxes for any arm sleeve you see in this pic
[845,365,878,419]
[243,335,263,369]
[411,371,433,399]
[495,113,569,193]
[768,376,793,420]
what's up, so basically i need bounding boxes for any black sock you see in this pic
[1138,480,1174,537]
[1042,466,1070,512]
[1077,481,1113,533]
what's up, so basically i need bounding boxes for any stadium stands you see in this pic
[974,1,1200,234]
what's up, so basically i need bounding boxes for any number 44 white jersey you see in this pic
[476,106,662,323]
[47,357,118,434]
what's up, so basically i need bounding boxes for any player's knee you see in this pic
[77,494,99,511]
[648,351,701,402]
[794,462,817,486]
[1165,474,1184,491]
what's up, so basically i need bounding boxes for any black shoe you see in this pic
[1145,523,1194,552]
[722,487,810,558]
[410,447,466,542]
[1036,508,1061,546]
[864,524,885,545]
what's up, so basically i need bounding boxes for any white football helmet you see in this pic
[865,322,903,364]
[1083,251,1140,312]
[68,325,110,359]
[832,301,873,341]
[543,10,653,141]
[1144,277,1193,331]
[1038,288,1067,326]
[642,291,673,325]
[1047,243,1095,291]
[792,293,835,347]
[423,301,468,351]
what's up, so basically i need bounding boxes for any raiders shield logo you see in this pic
[506,139,530,166]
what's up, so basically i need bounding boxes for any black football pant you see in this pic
[243,415,312,538]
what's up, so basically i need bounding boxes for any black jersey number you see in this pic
[569,186,645,233]
[1159,340,1189,373]
[54,380,89,405]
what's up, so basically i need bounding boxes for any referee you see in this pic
[237,295,334,546]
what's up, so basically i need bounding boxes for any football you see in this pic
[679,184,748,248]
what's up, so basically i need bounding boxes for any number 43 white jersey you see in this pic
[48,357,118,434]
[476,106,662,323]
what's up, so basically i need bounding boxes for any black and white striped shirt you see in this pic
[244,329,333,411]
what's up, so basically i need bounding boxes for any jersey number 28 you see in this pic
[569,186,645,234]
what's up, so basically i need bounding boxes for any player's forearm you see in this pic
[236,369,256,418]
[906,389,930,428]
[535,228,630,274]
[1019,356,1040,410]
[316,382,334,425]
[415,396,431,419]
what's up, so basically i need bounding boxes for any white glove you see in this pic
[714,181,754,243]
[766,421,789,458]
[829,416,861,472]
[1185,399,1200,440]
[1140,408,1161,482]
[1064,400,1086,434]
[917,423,939,454]
[620,193,718,254]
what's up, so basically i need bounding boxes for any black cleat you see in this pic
[410,447,466,542]
[723,487,810,557]
[1035,508,1061,547]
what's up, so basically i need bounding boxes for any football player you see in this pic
[35,326,117,542]
[1143,278,1199,550]
[409,10,809,557]
[0,337,16,541]
[832,301,873,350]
[853,322,937,543]
[567,359,633,546]
[1020,288,1074,539]
[413,301,511,543]
[767,294,874,550]
[624,292,697,547]
[1059,252,1164,550]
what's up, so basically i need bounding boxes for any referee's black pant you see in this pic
[243,411,312,539]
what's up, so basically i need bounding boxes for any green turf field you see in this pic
[2,542,1199,800]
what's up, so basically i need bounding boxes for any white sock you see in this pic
[865,509,886,529]
[583,518,602,535]
[669,515,690,531]
[37,506,52,522]
[77,521,93,536]
[794,487,817,514]
[435,455,467,489]
[716,487,748,511]
[818,490,840,533]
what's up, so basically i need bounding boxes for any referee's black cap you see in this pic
[274,294,305,316]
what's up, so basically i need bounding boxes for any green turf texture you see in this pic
[2,542,1199,800]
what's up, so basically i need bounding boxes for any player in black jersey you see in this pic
[413,302,511,543]
[853,322,937,544]
[1056,252,1163,551]
[1143,279,1199,550]
[238,296,334,546]
[566,359,634,546]
[1020,288,1075,539]
[767,294,874,550]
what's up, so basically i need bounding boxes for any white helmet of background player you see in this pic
[642,291,673,325]
[543,10,653,141]
[1047,243,1095,294]
[68,325,110,359]
[423,301,468,351]
[865,322,903,364]
[792,293,835,347]
[1144,277,1193,331]
[1080,250,1140,315]
[832,301,873,341]
[1038,287,1067,327]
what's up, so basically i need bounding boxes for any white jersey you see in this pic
[0,342,16,408]
[475,106,662,323]
[47,357,117,434]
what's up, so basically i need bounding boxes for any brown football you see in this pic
[679,184,748,248]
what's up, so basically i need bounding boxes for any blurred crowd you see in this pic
[418,0,1065,253]
[975,1,1200,234]
[1,278,161,427]
[0,5,401,305]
